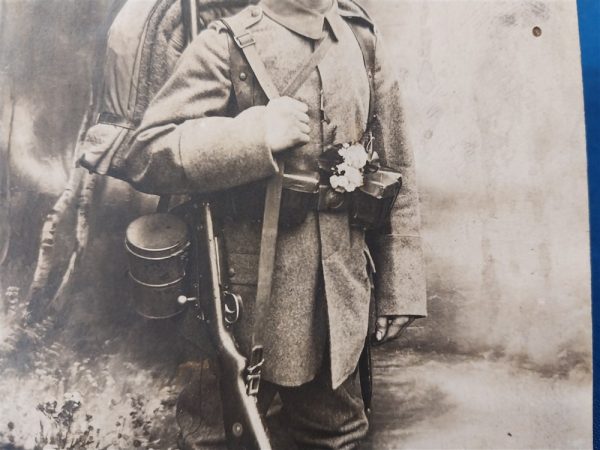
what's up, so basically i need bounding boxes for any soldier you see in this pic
[119,0,427,448]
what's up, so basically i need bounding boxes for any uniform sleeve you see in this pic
[119,26,278,195]
[369,27,427,317]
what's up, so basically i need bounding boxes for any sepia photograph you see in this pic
[0,0,593,449]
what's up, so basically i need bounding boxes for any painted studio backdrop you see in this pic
[0,0,592,449]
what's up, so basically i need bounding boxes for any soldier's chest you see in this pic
[253,19,371,149]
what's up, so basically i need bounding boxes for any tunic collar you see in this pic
[260,0,343,40]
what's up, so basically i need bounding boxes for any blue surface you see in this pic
[576,0,599,447]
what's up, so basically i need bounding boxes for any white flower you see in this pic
[330,164,364,193]
[338,143,368,169]
[329,142,368,192]
[330,175,351,193]
[343,166,364,189]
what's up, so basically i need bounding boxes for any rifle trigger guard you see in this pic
[246,345,264,396]
[222,291,242,324]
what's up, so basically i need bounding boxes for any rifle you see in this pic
[178,201,271,450]
[173,1,271,448]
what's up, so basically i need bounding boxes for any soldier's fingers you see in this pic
[374,317,388,343]
[385,316,411,341]
[284,97,309,113]
[294,132,310,145]
[297,122,311,135]
[293,110,310,124]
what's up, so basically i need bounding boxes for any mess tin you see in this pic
[125,213,190,319]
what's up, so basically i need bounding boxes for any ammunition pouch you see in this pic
[349,168,402,230]
[280,171,320,227]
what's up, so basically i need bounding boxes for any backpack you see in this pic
[77,0,376,180]
[77,0,257,176]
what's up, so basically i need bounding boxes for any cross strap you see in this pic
[222,15,336,100]
[281,33,334,97]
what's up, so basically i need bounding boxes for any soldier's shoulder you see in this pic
[338,0,375,30]
[209,4,264,34]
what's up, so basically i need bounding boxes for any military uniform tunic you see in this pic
[121,0,427,389]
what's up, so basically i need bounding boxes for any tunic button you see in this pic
[251,6,260,17]
[239,72,247,81]
[228,267,236,278]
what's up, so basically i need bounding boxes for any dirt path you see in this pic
[364,349,591,450]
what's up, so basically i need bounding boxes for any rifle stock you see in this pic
[193,202,271,450]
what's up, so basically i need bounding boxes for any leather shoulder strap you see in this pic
[221,9,284,351]
[221,8,280,100]
[338,0,375,28]
[347,21,377,125]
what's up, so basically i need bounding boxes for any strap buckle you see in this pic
[234,32,256,49]
[246,345,264,396]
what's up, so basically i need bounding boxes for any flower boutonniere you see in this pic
[319,141,380,193]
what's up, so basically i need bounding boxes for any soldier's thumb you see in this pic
[375,317,388,342]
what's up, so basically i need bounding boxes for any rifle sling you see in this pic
[221,18,280,100]
[221,17,335,347]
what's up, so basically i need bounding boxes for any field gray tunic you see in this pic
[120,0,427,389]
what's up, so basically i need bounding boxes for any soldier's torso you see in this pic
[226,3,371,176]
[186,1,376,387]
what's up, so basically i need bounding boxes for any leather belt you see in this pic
[281,171,347,212]
[221,179,349,223]
[295,183,348,212]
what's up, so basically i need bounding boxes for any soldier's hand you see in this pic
[373,315,416,344]
[264,97,310,154]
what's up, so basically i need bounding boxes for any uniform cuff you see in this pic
[179,106,278,192]
[372,234,427,317]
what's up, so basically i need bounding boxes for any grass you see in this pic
[0,286,180,450]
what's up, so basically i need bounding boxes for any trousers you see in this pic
[176,357,369,450]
